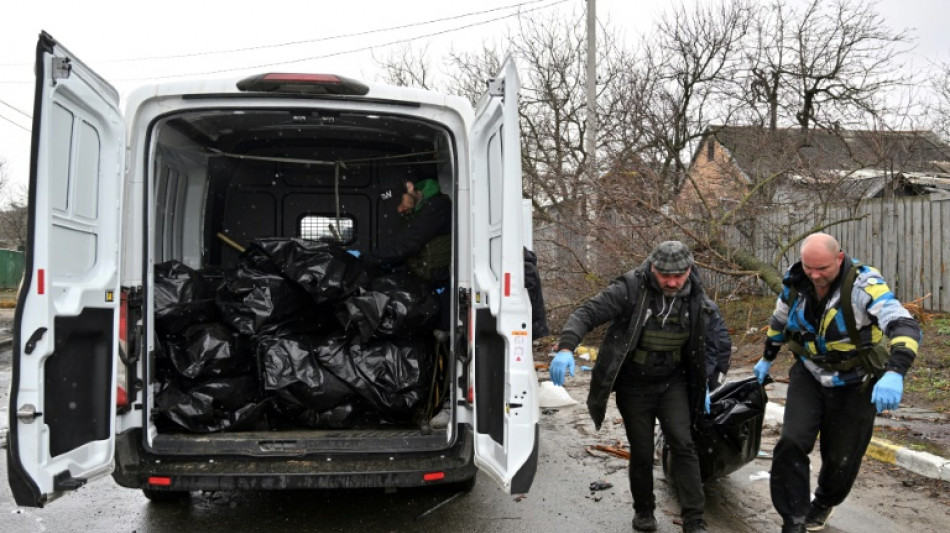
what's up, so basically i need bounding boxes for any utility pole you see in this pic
[586,0,597,184]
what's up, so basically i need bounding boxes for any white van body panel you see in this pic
[11,33,537,506]
[8,33,124,506]
[469,59,539,491]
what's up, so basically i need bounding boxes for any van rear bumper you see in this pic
[112,425,476,492]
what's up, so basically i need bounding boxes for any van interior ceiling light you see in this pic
[236,73,370,96]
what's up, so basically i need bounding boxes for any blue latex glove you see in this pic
[346,249,361,258]
[704,386,711,414]
[550,350,575,386]
[753,359,772,384]
[871,371,903,412]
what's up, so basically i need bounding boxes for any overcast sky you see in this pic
[1,0,947,196]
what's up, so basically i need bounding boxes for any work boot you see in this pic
[429,399,451,430]
[632,512,657,532]
[781,517,807,533]
[805,503,834,531]
[682,519,708,533]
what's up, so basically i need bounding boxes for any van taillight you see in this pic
[117,290,130,410]
[423,472,445,482]
[148,476,172,487]
[236,73,370,95]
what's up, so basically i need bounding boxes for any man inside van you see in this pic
[362,178,452,288]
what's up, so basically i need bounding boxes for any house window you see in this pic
[299,214,355,244]
[707,141,715,161]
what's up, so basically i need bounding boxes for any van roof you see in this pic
[124,74,473,120]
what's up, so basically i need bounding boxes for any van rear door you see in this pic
[469,58,538,494]
[7,32,124,508]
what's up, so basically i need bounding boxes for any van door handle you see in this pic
[24,327,47,355]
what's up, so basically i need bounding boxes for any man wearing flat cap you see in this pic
[551,241,717,533]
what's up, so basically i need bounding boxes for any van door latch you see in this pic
[51,57,72,81]
[16,404,42,423]
[487,78,504,97]
[24,327,47,355]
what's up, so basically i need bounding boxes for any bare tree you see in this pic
[0,160,26,250]
[744,0,912,134]
[928,59,950,143]
[373,44,437,90]
[634,0,752,200]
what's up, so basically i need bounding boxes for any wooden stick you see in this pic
[216,232,246,253]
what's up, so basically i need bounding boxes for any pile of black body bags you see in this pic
[153,239,441,433]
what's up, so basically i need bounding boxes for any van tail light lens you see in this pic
[117,290,130,410]
[423,472,445,482]
[148,476,172,487]
[236,73,370,95]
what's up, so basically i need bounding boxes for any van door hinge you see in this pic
[487,78,504,97]
[16,404,42,423]
[51,57,71,82]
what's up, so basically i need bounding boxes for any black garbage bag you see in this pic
[659,376,768,482]
[251,239,369,304]
[154,260,218,335]
[272,401,372,429]
[257,332,361,413]
[335,291,390,343]
[336,273,439,341]
[314,334,430,423]
[216,265,315,336]
[160,322,254,380]
[154,375,270,433]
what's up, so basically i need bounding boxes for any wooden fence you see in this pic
[712,195,950,312]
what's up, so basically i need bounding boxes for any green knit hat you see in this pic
[412,179,441,212]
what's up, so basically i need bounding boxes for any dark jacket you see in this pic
[704,297,732,387]
[523,247,550,339]
[365,192,451,266]
[558,261,711,430]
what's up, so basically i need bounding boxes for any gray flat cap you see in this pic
[649,241,693,274]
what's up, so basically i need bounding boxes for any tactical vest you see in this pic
[407,233,451,282]
[785,260,889,380]
[628,310,689,377]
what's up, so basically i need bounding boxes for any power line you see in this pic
[0,112,31,132]
[0,0,555,67]
[0,97,31,119]
[115,0,567,82]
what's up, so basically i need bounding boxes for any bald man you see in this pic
[753,233,922,532]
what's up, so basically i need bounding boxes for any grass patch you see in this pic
[873,426,950,458]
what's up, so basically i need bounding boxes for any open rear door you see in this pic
[7,32,124,508]
[469,58,538,494]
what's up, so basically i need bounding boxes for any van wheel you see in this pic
[142,488,189,503]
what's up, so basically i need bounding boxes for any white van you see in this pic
[7,32,538,507]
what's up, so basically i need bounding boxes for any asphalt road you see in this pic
[1,340,948,532]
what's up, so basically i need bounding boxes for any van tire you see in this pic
[142,488,190,503]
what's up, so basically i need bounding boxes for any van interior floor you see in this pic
[150,426,450,455]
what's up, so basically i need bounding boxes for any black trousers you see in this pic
[615,371,704,523]
[771,360,876,520]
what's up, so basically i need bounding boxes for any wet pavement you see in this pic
[1,321,948,531]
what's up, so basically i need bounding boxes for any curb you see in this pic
[865,437,950,482]
[765,401,950,482]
